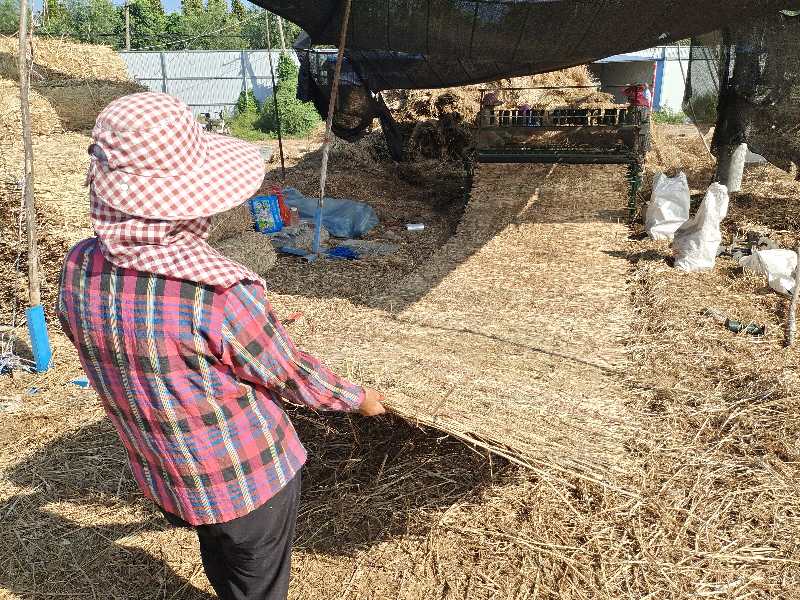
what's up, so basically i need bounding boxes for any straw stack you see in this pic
[0,36,131,82]
[208,203,255,244]
[211,230,277,275]
[0,35,145,134]
[0,80,61,136]
[387,65,618,124]
[208,204,278,276]
[383,65,621,159]
[35,81,146,131]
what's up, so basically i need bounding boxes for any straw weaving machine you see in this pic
[474,88,646,217]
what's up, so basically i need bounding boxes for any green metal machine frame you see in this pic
[473,89,646,217]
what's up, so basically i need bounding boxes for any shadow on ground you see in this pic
[262,151,631,314]
[0,409,508,598]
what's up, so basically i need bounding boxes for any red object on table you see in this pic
[624,84,651,108]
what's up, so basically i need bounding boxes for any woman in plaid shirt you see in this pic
[57,92,385,600]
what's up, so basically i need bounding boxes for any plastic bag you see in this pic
[673,183,729,272]
[282,187,378,238]
[645,172,690,240]
[268,222,330,252]
[248,195,284,234]
[740,249,798,296]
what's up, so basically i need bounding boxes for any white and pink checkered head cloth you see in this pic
[87,92,266,287]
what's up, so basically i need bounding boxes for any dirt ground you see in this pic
[1,124,800,599]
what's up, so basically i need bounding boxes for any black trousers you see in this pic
[163,473,301,600]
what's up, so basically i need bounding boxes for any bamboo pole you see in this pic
[124,0,131,51]
[787,245,800,347]
[265,13,286,181]
[276,15,286,51]
[312,0,353,256]
[18,0,40,308]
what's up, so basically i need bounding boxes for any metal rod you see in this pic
[313,0,353,257]
[264,14,286,182]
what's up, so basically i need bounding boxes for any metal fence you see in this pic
[119,50,296,116]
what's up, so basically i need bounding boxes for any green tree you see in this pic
[39,0,71,36]
[127,0,166,49]
[0,0,19,34]
[64,0,120,45]
[259,53,320,136]
[230,0,245,22]
[241,10,300,49]
[181,0,202,15]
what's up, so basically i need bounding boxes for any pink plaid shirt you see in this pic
[57,238,364,525]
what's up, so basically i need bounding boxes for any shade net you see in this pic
[685,11,800,173]
[255,0,800,146]
[256,1,797,90]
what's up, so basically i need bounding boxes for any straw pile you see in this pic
[207,201,278,276]
[384,65,620,159]
[0,80,61,136]
[211,230,277,276]
[208,203,254,244]
[387,65,617,123]
[0,35,145,134]
[37,81,147,131]
[0,35,131,82]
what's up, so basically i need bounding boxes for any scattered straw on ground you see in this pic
[3,125,800,599]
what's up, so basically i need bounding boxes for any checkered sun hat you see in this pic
[88,92,265,220]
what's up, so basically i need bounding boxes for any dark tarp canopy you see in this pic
[686,10,800,174]
[251,0,799,91]
[253,0,800,156]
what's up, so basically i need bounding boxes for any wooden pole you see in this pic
[265,13,286,181]
[787,245,800,347]
[276,15,286,51]
[312,0,352,256]
[124,0,131,51]
[18,0,40,308]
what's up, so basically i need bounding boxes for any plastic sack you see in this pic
[740,249,798,295]
[645,172,690,240]
[282,187,378,238]
[249,195,284,234]
[268,222,330,252]
[673,183,729,272]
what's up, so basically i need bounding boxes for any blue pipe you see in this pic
[26,304,52,372]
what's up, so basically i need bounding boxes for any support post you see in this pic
[159,51,167,93]
[713,28,760,193]
[19,0,52,372]
[265,15,286,181]
[277,16,286,51]
[124,0,131,50]
[716,143,748,193]
[240,50,248,97]
[312,0,353,257]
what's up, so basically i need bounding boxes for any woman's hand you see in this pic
[359,387,386,417]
